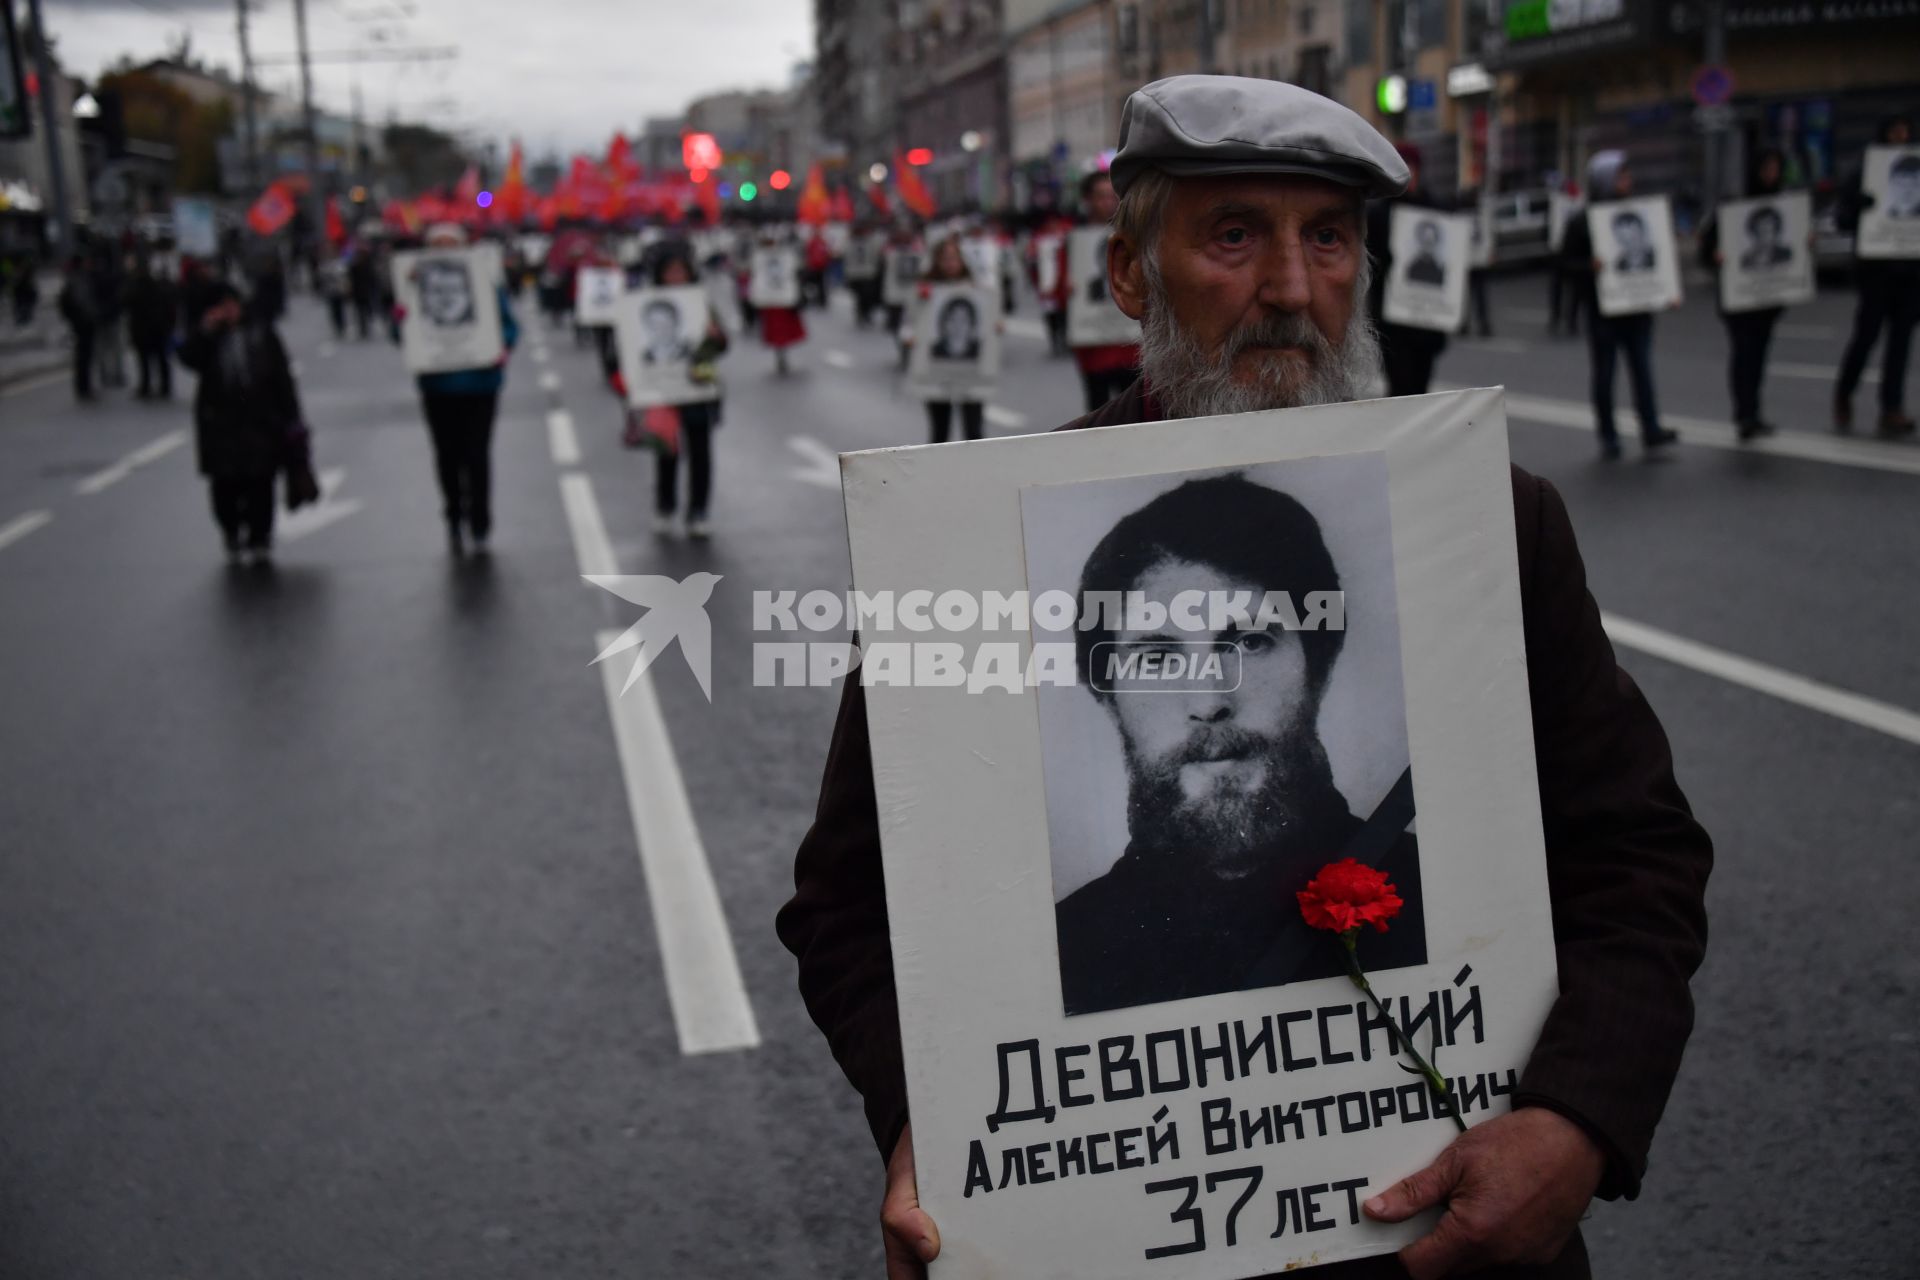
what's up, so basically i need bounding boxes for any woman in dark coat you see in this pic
[176,284,305,564]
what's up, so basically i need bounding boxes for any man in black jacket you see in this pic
[779,76,1712,1280]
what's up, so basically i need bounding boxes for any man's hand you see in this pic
[1362,1106,1605,1280]
[881,1124,941,1279]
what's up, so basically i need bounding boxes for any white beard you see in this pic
[1137,260,1382,420]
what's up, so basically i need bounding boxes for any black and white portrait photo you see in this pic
[1383,205,1470,333]
[749,245,802,310]
[1024,455,1424,1016]
[1611,211,1657,274]
[416,259,475,328]
[1855,147,1920,260]
[907,282,1000,398]
[1739,205,1793,271]
[639,298,689,365]
[613,285,718,409]
[1888,154,1920,220]
[1719,191,1814,312]
[1065,226,1140,347]
[1590,197,1684,315]
[930,295,981,361]
[1407,218,1447,286]
[392,245,506,375]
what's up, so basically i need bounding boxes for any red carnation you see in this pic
[1296,858,1404,935]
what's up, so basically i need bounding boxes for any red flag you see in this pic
[866,182,893,216]
[247,181,297,236]
[693,177,720,225]
[606,133,638,181]
[796,163,832,226]
[894,151,935,218]
[829,186,856,222]
[323,195,347,245]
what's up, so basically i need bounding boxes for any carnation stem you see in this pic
[1341,933,1468,1134]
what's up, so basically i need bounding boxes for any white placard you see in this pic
[749,244,803,309]
[613,285,720,408]
[847,233,886,281]
[1468,202,1494,270]
[906,283,1001,400]
[1383,206,1472,333]
[1588,197,1683,317]
[1548,191,1585,252]
[574,266,626,325]
[825,222,853,256]
[1035,233,1065,305]
[517,234,552,264]
[1856,145,1920,260]
[1066,225,1141,347]
[842,386,1556,1278]
[173,197,218,258]
[883,245,924,307]
[392,245,505,374]
[1718,191,1815,313]
[962,236,1000,290]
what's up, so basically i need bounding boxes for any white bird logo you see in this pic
[585,572,724,701]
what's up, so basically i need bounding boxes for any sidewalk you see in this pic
[1,272,69,391]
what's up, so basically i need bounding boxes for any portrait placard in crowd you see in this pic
[613,286,720,409]
[1547,190,1585,252]
[1718,190,1816,312]
[1469,202,1495,270]
[1066,225,1142,347]
[392,245,505,375]
[749,244,803,310]
[573,265,626,326]
[1856,145,1920,260]
[846,232,885,282]
[963,236,1001,291]
[824,222,853,257]
[1035,233,1065,298]
[906,283,1001,401]
[1588,197,1683,317]
[1383,206,1472,333]
[840,387,1558,1278]
[882,245,923,307]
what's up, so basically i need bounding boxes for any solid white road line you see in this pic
[985,405,1029,430]
[822,349,855,369]
[595,628,762,1055]
[0,509,52,552]
[1003,316,1048,341]
[533,347,550,364]
[280,468,363,542]
[558,472,618,576]
[539,369,562,392]
[547,408,581,467]
[787,435,842,490]
[1603,612,1920,747]
[1460,386,1920,478]
[1771,359,1875,385]
[74,429,187,496]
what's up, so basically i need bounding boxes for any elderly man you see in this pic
[778,76,1711,1280]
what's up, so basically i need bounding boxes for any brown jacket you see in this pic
[776,379,1712,1279]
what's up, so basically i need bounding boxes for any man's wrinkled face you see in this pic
[421,265,472,324]
[1104,557,1328,879]
[1113,174,1376,417]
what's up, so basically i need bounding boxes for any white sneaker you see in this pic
[652,514,677,536]
[686,515,712,540]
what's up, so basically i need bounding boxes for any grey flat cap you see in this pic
[1111,76,1409,200]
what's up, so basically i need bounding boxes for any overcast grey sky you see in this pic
[40,0,813,159]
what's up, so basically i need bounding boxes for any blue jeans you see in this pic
[1588,312,1663,443]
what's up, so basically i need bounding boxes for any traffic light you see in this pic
[905,147,933,166]
[769,169,791,191]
